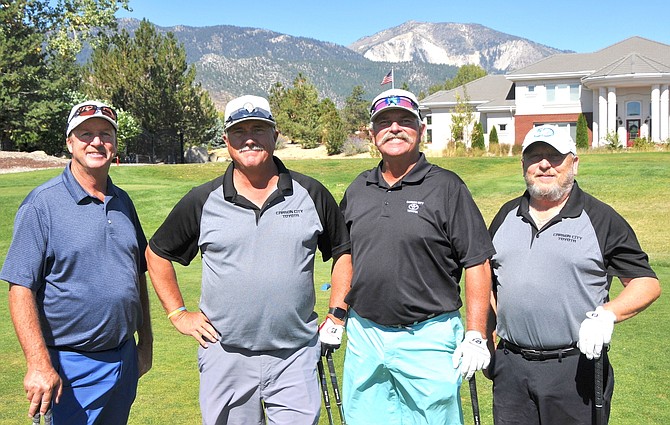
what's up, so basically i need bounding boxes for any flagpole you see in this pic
[391,67,395,89]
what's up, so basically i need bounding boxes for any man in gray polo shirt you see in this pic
[146,95,351,424]
[488,125,661,424]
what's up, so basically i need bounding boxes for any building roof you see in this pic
[507,36,670,79]
[421,74,514,111]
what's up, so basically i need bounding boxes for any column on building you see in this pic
[607,87,620,145]
[651,85,661,142]
[660,85,669,142]
[596,87,608,147]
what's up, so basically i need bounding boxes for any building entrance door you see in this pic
[627,119,640,147]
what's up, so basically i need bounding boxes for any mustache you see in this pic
[380,131,412,143]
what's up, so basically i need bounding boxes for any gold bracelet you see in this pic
[167,306,186,319]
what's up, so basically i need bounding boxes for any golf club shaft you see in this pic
[469,375,481,425]
[317,357,335,425]
[325,351,346,425]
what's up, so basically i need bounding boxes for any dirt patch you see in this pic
[0,151,70,174]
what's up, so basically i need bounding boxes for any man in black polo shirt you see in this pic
[488,125,661,424]
[335,89,495,424]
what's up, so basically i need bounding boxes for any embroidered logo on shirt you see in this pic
[276,209,303,218]
[406,200,424,214]
[552,232,582,243]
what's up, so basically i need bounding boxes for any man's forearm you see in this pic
[8,284,52,369]
[464,260,493,335]
[145,246,187,314]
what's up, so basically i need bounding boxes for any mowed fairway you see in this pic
[0,151,668,424]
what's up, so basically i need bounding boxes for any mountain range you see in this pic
[117,18,570,108]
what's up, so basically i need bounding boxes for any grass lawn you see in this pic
[0,151,668,424]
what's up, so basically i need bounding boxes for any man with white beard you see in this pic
[486,125,661,425]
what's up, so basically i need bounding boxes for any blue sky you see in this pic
[118,0,670,53]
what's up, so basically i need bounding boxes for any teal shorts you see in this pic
[343,309,464,425]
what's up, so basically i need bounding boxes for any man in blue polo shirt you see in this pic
[488,125,661,424]
[333,89,495,424]
[146,95,351,424]
[1,100,153,424]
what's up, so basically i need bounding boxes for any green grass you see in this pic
[1,151,668,424]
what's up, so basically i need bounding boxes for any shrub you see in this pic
[576,114,589,150]
[489,126,499,147]
[342,135,370,156]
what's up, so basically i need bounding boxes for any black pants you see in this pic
[491,346,614,425]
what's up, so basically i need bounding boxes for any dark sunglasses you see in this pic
[70,104,117,122]
[225,107,274,126]
[370,96,420,116]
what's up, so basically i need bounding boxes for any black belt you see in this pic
[500,339,580,361]
[385,313,439,329]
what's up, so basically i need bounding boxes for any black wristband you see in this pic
[328,307,348,320]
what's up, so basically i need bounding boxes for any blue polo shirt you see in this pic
[0,164,148,352]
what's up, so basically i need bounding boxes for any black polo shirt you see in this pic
[341,154,495,325]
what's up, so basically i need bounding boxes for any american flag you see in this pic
[381,70,393,85]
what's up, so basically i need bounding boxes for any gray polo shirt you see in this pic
[149,157,350,351]
[490,181,657,349]
[340,154,495,325]
[0,164,147,352]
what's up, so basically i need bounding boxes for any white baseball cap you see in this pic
[224,95,275,130]
[66,101,118,136]
[370,89,421,122]
[522,125,576,154]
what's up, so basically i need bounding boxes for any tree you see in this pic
[341,85,369,133]
[319,99,347,155]
[0,0,130,153]
[84,20,218,157]
[270,73,321,148]
[445,65,487,90]
[471,122,485,150]
[489,125,499,150]
[576,113,589,150]
[450,89,474,145]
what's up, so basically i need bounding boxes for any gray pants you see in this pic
[198,335,321,425]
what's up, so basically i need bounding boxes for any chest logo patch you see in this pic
[406,200,424,214]
[552,232,583,243]
[276,209,303,219]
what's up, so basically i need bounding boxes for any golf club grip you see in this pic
[469,376,481,425]
[317,358,334,425]
[595,354,604,425]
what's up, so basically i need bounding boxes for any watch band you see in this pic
[328,307,348,320]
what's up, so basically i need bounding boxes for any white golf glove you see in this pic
[578,306,616,360]
[452,330,490,380]
[318,317,344,353]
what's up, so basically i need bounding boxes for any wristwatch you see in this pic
[328,307,348,320]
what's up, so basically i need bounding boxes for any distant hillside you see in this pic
[114,19,567,109]
[349,21,571,73]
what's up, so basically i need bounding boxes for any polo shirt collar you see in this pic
[62,162,117,203]
[367,153,432,188]
[223,156,293,201]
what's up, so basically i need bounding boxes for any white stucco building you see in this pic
[420,36,670,150]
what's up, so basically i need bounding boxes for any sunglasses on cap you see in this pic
[70,104,118,122]
[370,96,420,116]
[225,107,274,126]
